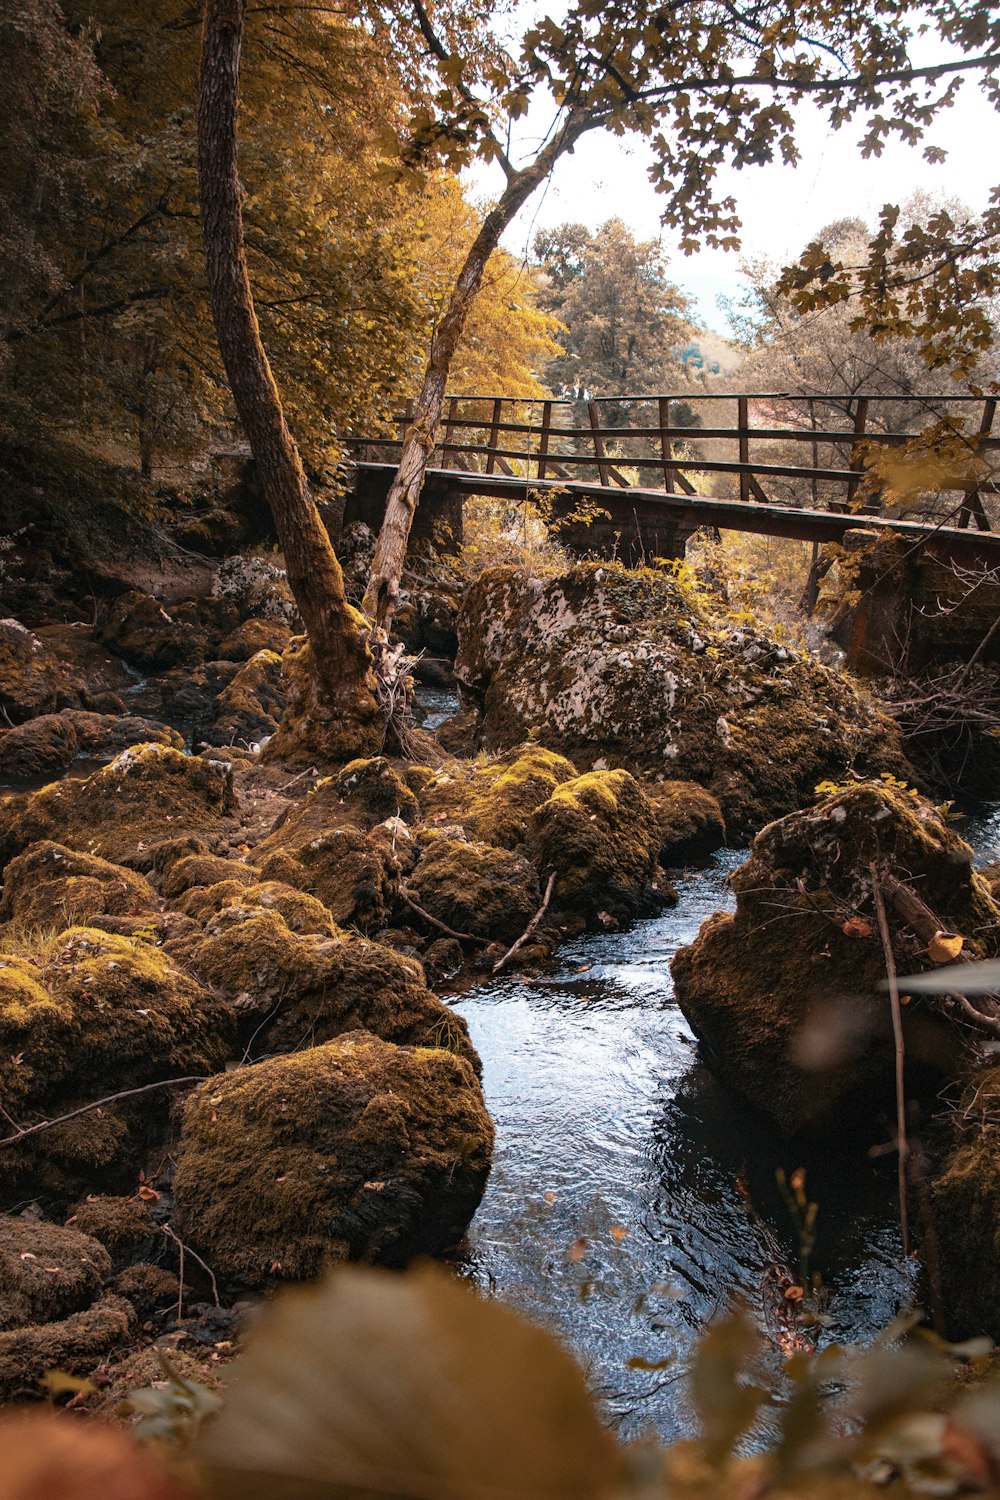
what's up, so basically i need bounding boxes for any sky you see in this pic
[471,74,999,336]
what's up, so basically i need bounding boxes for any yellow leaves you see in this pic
[929,931,964,963]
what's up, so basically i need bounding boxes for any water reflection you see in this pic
[457,851,916,1441]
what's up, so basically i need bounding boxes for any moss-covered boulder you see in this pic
[258,827,401,934]
[173,1032,493,1283]
[456,563,907,838]
[0,1294,135,1399]
[0,744,238,870]
[96,590,209,671]
[0,1217,111,1330]
[929,1071,1000,1338]
[671,782,999,1137]
[529,769,664,919]
[645,780,727,864]
[419,745,578,849]
[205,649,287,748]
[175,877,336,938]
[158,853,261,900]
[0,927,232,1196]
[0,619,63,724]
[409,838,540,944]
[0,711,182,781]
[179,906,478,1070]
[65,1196,156,1269]
[0,842,158,931]
[218,616,294,662]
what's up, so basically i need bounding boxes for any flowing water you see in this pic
[455,852,918,1441]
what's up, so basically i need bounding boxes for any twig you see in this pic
[0,1076,209,1150]
[493,872,557,974]
[397,887,488,946]
[871,864,911,1258]
[162,1223,220,1309]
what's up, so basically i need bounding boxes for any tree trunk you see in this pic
[361,121,586,628]
[198,0,379,757]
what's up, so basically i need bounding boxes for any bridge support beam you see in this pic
[342,467,464,551]
[546,491,694,563]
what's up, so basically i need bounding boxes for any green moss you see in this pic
[65,1196,155,1265]
[159,853,260,900]
[173,1032,493,1284]
[409,838,541,943]
[0,1217,111,1330]
[0,926,233,1198]
[643,780,727,864]
[0,1293,134,1399]
[0,745,238,870]
[258,827,401,935]
[420,745,578,849]
[0,842,158,931]
[261,639,382,768]
[529,769,662,917]
[177,878,336,937]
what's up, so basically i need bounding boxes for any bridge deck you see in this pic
[352,462,1000,564]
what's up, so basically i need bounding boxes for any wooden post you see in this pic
[538,399,553,481]
[442,395,459,470]
[738,395,750,502]
[588,400,611,486]
[958,397,996,530]
[659,396,674,493]
[486,397,503,475]
[846,396,869,508]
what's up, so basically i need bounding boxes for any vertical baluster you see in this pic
[659,396,673,493]
[588,401,611,486]
[846,397,869,508]
[442,395,459,470]
[486,397,502,475]
[538,400,552,481]
[738,395,750,502]
[959,397,996,530]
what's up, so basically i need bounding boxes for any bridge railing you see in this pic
[345,391,1000,531]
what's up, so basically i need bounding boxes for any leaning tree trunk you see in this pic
[198,0,380,760]
[361,122,586,629]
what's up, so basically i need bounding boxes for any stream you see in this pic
[454,850,919,1442]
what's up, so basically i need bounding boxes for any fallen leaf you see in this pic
[783,1284,805,1302]
[609,1226,628,1242]
[567,1237,588,1264]
[137,1184,160,1202]
[544,1191,556,1203]
[842,916,872,938]
[626,1355,673,1371]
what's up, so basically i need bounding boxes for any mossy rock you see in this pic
[0,711,182,781]
[261,639,382,768]
[173,1032,494,1283]
[671,783,999,1137]
[175,877,336,938]
[0,1216,111,1330]
[419,745,578,849]
[644,780,726,864]
[159,853,261,900]
[258,759,418,853]
[456,563,908,838]
[0,1293,134,1400]
[0,842,158,931]
[65,1196,156,1269]
[206,649,287,748]
[409,838,540,944]
[529,769,663,918]
[218,617,294,662]
[0,926,233,1197]
[0,619,63,724]
[258,827,401,934]
[929,1073,1000,1339]
[0,744,238,871]
[96,590,208,671]
[180,906,478,1071]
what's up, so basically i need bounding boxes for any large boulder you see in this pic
[644,779,727,864]
[173,1033,494,1283]
[419,745,578,849]
[204,649,287,748]
[0,842,158,930]
[671,782,1000,1137]
[96,591,209,671]
[528,768,664,919]
[408,837,541,944]
[0,744,238,870]
[258,827,402,934]
[456,563,907,837]
[0,926,232,1197]
[0,620,64,724]
[176,904,479,1070]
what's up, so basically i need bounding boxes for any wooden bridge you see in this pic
[344,390,1000,567]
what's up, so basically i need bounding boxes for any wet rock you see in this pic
[173,1032,493,1283]
[0,926,232,1197]
[422,936,464,985]
[97,591,209,671]
[0,1217,111,1330]
[218,616,294,661]
[0,842,158,930]
[0,744,237,870]
[0,619,64,723]
[409,837,540,944]
[178,906,476,1069]
[420,745,578,850]
[0,710,182,780]
[456,563,907,838]
[0,1294,134,1399]
[645,779,727,864]
[671,782,999,1137]
[529,769,664,919]
[258,827,401,934]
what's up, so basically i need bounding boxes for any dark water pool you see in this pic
[456,851,917,1441]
